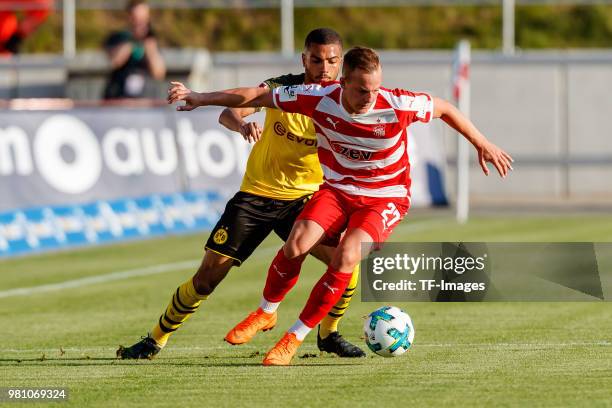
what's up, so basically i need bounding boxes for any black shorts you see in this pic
[205,191,311,266]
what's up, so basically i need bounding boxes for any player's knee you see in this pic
[282,242,309,260]
[333,246,361,271]
[283,245,308,259]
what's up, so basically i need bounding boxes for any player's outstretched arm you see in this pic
[219,107,262,144]
[167,81,274,112]
[433,97,514,178]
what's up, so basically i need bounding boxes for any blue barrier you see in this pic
[0,191,225,258]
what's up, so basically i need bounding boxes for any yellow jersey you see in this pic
[240,73,323,200]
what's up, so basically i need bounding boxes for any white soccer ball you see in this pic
[364,306,415,357]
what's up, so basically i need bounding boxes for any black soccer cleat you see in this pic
[317,328,366,358]
[116,335,162,360]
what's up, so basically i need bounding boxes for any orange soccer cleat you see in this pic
[262,332,303,366]
[224,308,277,345]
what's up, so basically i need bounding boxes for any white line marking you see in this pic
[0,243,282,299]
[0,260,199,299]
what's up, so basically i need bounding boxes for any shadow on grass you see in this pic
[0,356,365,368]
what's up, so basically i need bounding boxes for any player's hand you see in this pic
[239,122,263,143]
[167,81,201,111]
[477,141,514,178]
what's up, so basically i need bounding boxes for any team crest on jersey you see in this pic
[213,227,229,245]
[373,124,385,137]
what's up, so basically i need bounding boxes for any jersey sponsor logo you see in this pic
[330,141,373,161]
[272,121,316,146]
[273,121,287,136]
[213,227,229,244]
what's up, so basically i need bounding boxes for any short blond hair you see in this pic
[342,46,380,77]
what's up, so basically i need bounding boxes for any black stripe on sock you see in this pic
[172,294,195,315]
[175,288,198,311]
[163,312,182,326]
[327,312,345,318]
[341,293,354,299]
[345,286,357,292]
[332,305,349,311]
[158,316,178,333]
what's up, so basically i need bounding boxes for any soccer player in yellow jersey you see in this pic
[117,28,365,359]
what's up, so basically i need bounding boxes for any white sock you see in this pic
[288,319,312,341]
[259,297,280,314]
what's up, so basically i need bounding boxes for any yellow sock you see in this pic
[150,278,208,347]
[319,263,360,339]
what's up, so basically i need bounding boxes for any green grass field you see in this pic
[1,212,611,407]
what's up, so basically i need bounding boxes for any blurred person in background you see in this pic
[103,0,165,99]
[0,0,51,56]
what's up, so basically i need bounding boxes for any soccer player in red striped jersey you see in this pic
[168,46,513,366]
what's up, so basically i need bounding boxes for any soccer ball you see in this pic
[364,306,415,357]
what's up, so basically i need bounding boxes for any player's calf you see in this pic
[192,250,234,295]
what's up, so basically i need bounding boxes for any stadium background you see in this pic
[1,1,610,406]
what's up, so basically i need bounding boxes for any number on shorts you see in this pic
[381,203,401,230]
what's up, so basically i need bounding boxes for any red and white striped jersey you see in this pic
[272,82,434,199]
